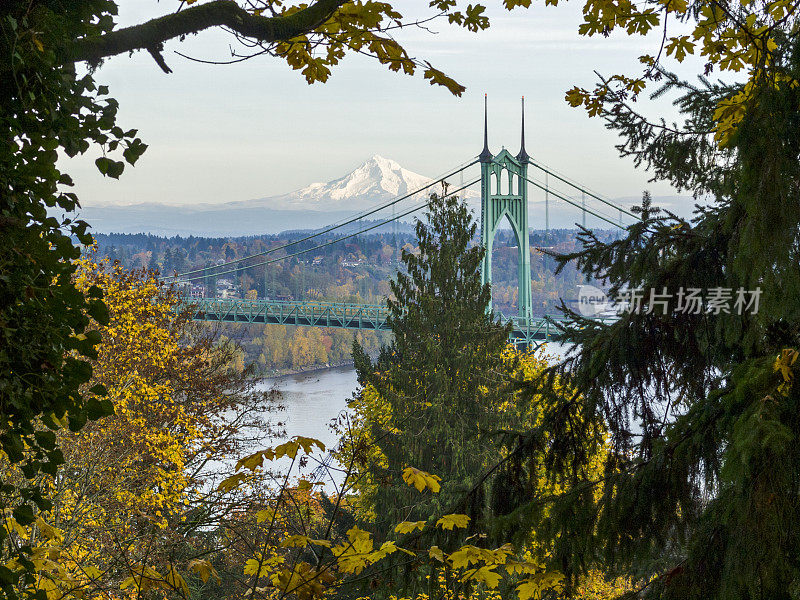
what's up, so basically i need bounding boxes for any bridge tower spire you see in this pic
[479,94,492,163]
[479,96,533,320]
[517,96,530,163]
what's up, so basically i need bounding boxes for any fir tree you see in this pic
[520,35,800,600]
[354,192,511,538]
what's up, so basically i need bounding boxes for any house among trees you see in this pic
[215,279,241,299]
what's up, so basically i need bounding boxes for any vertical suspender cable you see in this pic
[392,199,398,270]
[545,171,550,238]
[582,191,586,229]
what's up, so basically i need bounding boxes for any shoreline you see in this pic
[258,360,355,381]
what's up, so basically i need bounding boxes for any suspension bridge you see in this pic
[174,97,636,347]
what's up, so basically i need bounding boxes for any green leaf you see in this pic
[94,157,124,179]
[86,397,113,421]
[89,383,107,396]
[33,431,56,451]
[87,300,110,326]
[13,505,34,526]
[123,139,148,165]
[68,411,87,432]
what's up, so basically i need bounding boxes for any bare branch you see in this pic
[147,45,173,73]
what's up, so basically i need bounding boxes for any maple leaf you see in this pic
[402,466,441,493]
[666,35,696,61]
[436,513,471,530]
[429,546,446,562]
[217,472,246,493]
[235,449,273,472]
[774,348,798,382]
[516,572,566,600]
[462,565,501,588]
[280,534,312,548]
[256,508,275,523]
[448,545,484,569]
[188,559,221,584]
[295,436,326,453]
[394,520,426,534]
[422,63,466,96]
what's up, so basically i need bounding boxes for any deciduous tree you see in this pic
[0,260,280,600]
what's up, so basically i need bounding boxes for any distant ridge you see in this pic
[76,156,692,237]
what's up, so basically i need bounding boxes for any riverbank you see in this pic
[258,360,355,379]
[254,341,565,380]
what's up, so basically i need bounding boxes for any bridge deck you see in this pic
[186,298,569,346]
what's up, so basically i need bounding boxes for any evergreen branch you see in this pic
[618,560,687,598]
[596,71,712,137]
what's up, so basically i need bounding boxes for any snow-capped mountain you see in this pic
[77,156,471,236]
[234,155,440,212]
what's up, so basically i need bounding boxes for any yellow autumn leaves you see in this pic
[2,259,608,600]
[0,259,276,600]
[74,260,205,526]
[562,0,798,146]
[225,450,564,600]
[392,513,470,535]
[218,435,327,493]
[386,485,565,600]
[775,348,799,395]
[401,465,442,493]
[211,419,566,600]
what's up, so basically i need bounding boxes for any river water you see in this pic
[261,366,359,451]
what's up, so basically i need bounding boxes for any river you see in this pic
[251,344,571,488]
[261,366,359,451]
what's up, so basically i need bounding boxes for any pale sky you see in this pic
[63,2,707,211]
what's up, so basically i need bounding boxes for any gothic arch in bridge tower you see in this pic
[479,96,533,320]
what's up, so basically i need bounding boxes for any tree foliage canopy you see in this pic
[5,0,518,96]
[0,0,509,572]
[1,260,277,600]
[527,13,800,600]
[345,195,622,598]
[4,0,800,598]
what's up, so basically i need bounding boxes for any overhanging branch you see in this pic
[66,0,348,65]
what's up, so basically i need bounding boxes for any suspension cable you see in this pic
[522,175,626,229]
[526,172,624,225]
[527,158,639,220]
[171,154,637,282]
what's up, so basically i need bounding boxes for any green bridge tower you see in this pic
[479,96,533,320]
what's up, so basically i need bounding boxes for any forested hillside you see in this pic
[92,226,616,373]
